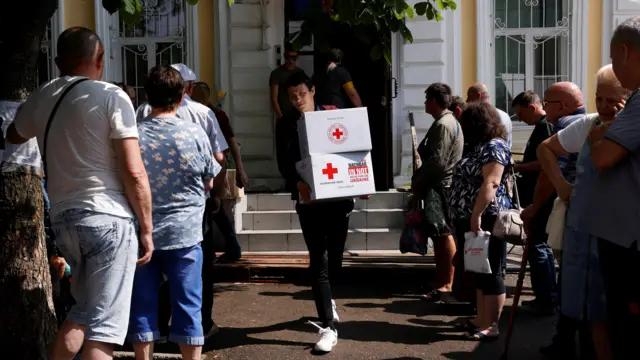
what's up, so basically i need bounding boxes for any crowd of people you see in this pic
[2,14,640,360]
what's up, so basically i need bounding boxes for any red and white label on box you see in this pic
[298,108,372,157]
[296,152,375,201]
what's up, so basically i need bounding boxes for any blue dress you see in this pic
[560,137,607,322]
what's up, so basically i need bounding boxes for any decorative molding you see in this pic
[214,0,230,111]
[475,0,494,101]
[571,0,589,100]
[94,3,113,81]
[186,3,200,79]
[451,4,463,94]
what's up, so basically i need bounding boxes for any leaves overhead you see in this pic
[288,0,457,63]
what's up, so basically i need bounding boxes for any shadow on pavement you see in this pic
[345,299,475,317]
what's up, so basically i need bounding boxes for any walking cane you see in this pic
[500,168,527,360]
[500,242,529,360]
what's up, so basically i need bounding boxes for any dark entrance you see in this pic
[284,1,394,191]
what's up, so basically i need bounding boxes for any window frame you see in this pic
[476,0,588,111]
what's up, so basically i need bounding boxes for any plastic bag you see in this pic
[546,197,566,251]
[464,231,492,274]
[399,209,428,255]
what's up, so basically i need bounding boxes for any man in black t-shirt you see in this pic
[314,49,362,109]
[512,90,558,315]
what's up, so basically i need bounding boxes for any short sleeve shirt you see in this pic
[553,114,586,185]
[138,116,221,250]
[136,95,229,153]
[448,138,512,220]
[587,90,640,249]
[557,115,597,154]
[270,66,304,116]
[12,77,138,218]
[497,109,513,148]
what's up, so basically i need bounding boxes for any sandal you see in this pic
[466,330,500,342]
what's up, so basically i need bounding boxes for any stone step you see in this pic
[242,208,405,230]
[247,191,410,211]
[237,228,403,252]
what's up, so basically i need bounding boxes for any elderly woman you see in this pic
[128,65,221,360]
[537,65,629,360]
[449,101,511,341]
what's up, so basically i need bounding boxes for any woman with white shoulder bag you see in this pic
[536,64,629,360]
[448,101,513,341]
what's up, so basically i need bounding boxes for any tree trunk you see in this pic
[0,0,58,101]
[0,172,57,359]
[0,2,60,359]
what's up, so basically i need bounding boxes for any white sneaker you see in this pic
[307,321,338,352]
[331,299,340,322]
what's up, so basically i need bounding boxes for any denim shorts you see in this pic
[128,244,204,346]
[52,209,138,345]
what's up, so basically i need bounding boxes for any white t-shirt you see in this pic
[136,94,229,153]
[497,108,513,148]
[13,76,138,219]
[557,113,598,153]
[1,101,42,173]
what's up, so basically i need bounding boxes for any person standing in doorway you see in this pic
[412,83,463,303]
[6,27,153,360]
[467,83,513,148]
[276,72,371,353]
[314,48,363,109]
[269,44,304,120]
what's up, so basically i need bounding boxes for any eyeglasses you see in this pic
[542,100,563,108]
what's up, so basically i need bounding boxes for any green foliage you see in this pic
[288,0,457,64]
[102,0,205,24]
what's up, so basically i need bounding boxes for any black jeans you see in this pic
[455,214,506,295]
[598,238,640,360]
[296,200,354,329]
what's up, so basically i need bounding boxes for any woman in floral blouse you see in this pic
[449,101,512,341]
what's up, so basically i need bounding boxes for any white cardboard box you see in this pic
[296,151,376,201]
[298,107,372,157]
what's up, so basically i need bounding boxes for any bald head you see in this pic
[546,82,583,106]
[467,82,490,103]
[610,16,640,90]
[56,27,104,79]
[612,16,640,51]
[543,82,584,123]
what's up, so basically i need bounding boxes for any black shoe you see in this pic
[204,322,220,339]
[540,343,577,360]
[215,253,241,263]
[521,299,557,316]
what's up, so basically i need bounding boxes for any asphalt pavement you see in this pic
[125,270,556,360]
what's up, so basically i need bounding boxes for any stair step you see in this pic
[243,208,405,230]
[237,228,403,252]
[246,191,410,211]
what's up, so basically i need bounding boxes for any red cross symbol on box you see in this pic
[322,163,338,180]
[332,128,344,140]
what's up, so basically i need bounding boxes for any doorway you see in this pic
[284,1,394,191]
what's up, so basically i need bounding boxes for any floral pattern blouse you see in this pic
[448,138,512,220]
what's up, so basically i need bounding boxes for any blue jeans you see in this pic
[528,229,558,306]
[52,209,138,345]
[128,244,204,346]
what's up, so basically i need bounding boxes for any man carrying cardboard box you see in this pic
[275,72,371,354]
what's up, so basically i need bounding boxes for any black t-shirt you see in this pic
[517,117,553,207]
[314,66,353,109]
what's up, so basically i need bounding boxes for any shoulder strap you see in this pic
[43,78,90,176]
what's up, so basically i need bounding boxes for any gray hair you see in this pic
[612,16,640,50]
